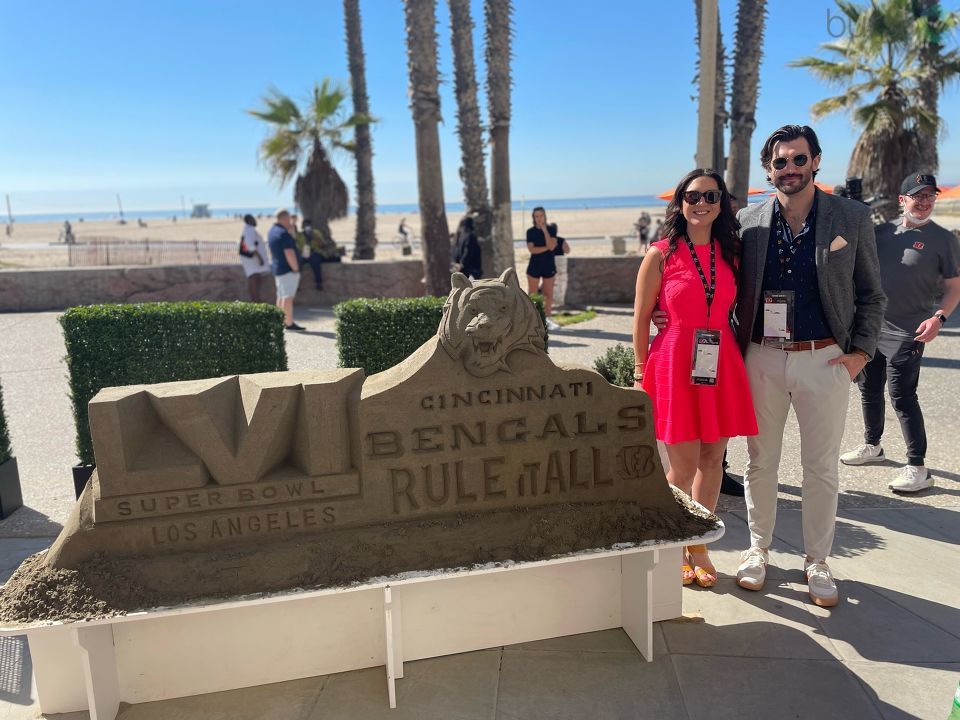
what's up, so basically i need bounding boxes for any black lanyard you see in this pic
[684,236,715,323]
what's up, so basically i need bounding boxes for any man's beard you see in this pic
[774,171,812,195]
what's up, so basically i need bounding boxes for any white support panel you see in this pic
[383,587,398,709]
[28,627,89,714]
[398,557,622,662]
[113,587,385,704]
[620,551,656,661]
[651,546,684,622]
[75,625,121,720]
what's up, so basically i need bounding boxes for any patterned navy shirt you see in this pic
[753,195,833,341]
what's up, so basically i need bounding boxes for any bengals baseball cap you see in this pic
[901,172,940,196]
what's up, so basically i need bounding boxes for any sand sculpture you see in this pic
[3,269,717,620]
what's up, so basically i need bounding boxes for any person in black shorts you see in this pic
[526,207,560,330]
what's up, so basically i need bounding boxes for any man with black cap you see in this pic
[840,172,960,492]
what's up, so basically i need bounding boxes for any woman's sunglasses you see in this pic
[771,154,808,170]
[683,190,722,205]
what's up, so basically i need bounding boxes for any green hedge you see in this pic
[594,344,636,388]
[335,294,547,376]
[61,301,288,465]
[0,381,11,465]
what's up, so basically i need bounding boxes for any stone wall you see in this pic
[0,256,643,312]
[0,261,426,312]
[556,256,641,307]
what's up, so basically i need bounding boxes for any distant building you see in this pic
[190,204,211,219]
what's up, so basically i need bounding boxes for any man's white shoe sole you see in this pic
[840,452,885,466]
[889,478,934,493]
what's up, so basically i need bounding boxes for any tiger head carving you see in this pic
[439,268,546,377]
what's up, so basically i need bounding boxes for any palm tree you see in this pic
[914,0,960,173]
[343,0,377,259]
[404,0,451,295]
[791,0,960,220]
[448,0,493,278]
[694,0,727,173]
[485,0,515,275]
[248,80,367,245]
[726,0,767,203]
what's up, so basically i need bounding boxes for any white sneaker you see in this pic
[888,465,933,493]
[545,318,561,331]
[805,558,839,607]
[736,547,768,591]
[840,443,885,465]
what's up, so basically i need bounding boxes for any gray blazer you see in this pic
[735,189,886,359]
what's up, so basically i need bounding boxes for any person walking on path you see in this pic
[633,168,758,589]
[239,214,271,303]
[840,172,960,493]
[733,124,885,607]
[526,207,561,330]
[267,208,305,332]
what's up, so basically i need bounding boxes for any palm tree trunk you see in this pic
[485,0,515,276]
[404,0,451,295]
[344,0,377,259]
[295,139,349,245]
[848,125,920,223]
[712,5,727,173]
[448,0,493,278]
[915,0,941,173]
[726,0,766,203]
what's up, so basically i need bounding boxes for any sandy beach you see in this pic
[2,203,958,269]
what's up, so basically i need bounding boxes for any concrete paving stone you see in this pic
[662,579,837,660]
[807,580,960,664]
[847,661,960,720]
[496,648,687,720]
[504,627,663,656]
[671,655,883,720]
[310,649,501,720]
[109,676,324,720]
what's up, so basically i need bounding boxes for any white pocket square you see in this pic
[830,236,848,252]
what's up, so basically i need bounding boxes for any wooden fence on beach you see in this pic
[68,238,238,267]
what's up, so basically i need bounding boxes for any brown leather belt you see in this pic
[752,337,837,352]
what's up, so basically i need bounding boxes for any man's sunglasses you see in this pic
[771,154,808,170]
[683,190,722,205]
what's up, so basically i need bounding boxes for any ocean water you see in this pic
[5,195,670,225]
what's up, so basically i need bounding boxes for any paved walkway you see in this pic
[0,306,958,718]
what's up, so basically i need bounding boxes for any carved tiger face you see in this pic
[439,268,546,377]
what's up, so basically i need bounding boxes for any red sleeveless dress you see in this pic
[641,239,757,444]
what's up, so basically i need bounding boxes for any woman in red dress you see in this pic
[632,169,757,588]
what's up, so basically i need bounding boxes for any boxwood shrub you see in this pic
[0,381,11,465]
[60,301,288,465]
[335,294,547,376]
[594,344,636,388]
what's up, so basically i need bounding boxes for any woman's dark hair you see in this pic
[759,124,822,181]
[531,206,546,225]
[659,168,741,279]
[243,214,256,226]
[460,216,475,234]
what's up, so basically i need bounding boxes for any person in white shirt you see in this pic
[239,214,271,303]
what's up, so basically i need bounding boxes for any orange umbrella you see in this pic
[657,189,674,201]
[814,182,834,194]
[939,184,960,199]
[747,187,767,195]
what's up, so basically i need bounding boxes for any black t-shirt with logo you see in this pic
[875,221,959,339]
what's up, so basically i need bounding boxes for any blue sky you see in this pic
[1,0,959,214]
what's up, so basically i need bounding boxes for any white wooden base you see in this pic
[6,525,722,717]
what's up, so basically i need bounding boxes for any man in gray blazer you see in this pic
[734,125,885,607]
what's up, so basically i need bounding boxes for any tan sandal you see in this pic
[686,545,717,588]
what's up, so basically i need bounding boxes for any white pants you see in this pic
[743,342,851,561]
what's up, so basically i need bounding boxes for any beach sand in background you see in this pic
[2,203,958,268]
